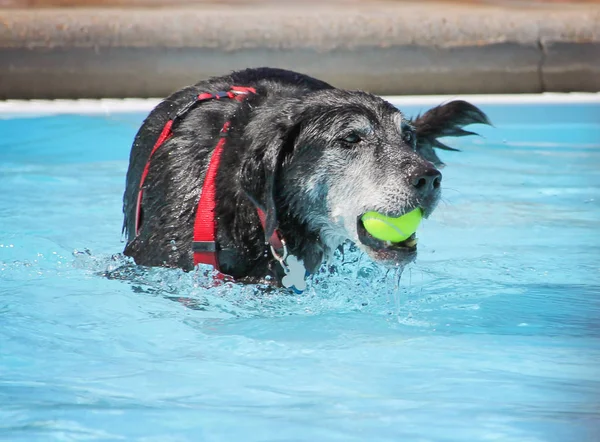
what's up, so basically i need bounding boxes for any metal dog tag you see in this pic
[281,255,307,293]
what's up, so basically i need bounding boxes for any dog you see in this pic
[122,67,489,291]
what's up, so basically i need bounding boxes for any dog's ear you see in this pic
[239,111,301,241]
[411,100,491,166]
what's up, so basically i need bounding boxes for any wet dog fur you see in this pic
[122,67,490,284]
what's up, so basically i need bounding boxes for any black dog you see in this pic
[122,67,489,291]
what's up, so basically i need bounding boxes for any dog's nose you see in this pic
[410,166,442,195]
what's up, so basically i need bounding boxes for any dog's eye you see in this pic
[342,133,361,144]
[403,130,416,146]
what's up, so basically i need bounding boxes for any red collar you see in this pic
[135,86,286,274]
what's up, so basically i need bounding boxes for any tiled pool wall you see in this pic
[0,1,598,99]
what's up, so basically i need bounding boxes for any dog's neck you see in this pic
[213,175,328,284]
[214,198,326,283]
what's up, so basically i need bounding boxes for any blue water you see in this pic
[1,100,599,441]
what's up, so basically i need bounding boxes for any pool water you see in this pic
[1,98,599,441]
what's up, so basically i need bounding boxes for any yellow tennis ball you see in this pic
[361,208,422,243]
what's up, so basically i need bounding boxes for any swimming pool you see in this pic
[1,95,599,441]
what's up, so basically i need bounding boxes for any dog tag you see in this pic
[281,255,307,294]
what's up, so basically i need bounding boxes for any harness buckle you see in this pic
[175,100,197,119]
[192,241,217,253]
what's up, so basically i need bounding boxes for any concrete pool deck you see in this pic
[0,1,599,98]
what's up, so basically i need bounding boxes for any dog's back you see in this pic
[123,68,332,243]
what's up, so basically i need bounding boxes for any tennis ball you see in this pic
[361,208,422,243]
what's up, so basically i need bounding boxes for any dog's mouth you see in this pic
[356,215,418,264]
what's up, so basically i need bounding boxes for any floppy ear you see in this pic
[239,112,301,241]
[411,100,491,166]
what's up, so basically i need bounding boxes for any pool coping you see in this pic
[1,92,599,117]
[0,2,599,99]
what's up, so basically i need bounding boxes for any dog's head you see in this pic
[240,90,490,270]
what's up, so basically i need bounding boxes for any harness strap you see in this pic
[134,90,250,237]
[256,208,285,252]
[135,120,173,236]
[191,122,230,269]
[136,86,289,274]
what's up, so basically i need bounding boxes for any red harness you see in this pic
[135,86,284,273]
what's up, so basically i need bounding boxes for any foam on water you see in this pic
[1,100,599,441]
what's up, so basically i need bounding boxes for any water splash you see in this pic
[70,243,415,320]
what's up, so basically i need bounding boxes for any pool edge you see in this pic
[0,2,599,98]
